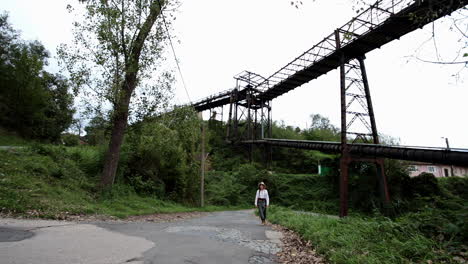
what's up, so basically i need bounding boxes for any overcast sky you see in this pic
[2,0,467,148]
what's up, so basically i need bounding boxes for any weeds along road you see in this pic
[0,209,282,264]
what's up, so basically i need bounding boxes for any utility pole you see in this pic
[442,137,454,177]
[200,121,205,207]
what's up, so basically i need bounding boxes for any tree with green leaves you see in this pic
[0,13,74,142]
[124,107,201,203]
[59,0,177,187]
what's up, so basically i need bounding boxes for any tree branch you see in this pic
[414,56,468,65]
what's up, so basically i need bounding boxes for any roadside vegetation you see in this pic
[266,174,468,264]
[268,205,465,264]
[0,143,242,219]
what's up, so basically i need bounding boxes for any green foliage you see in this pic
[121,107,201,203]
[268,206,456,264]
[270,173,339,214]
[269,117,338,173]
[303,113,340,142]
[0,145,239,218]
[0,146,93,215]
[0,128,28,146]
[204,166,339,213]
[84,114,110,145]
[205,163,269,206]
[58,0,175,119]
[205,171,246,206]
[61,133,80,146]
[409,172,441,198]
[0,14,74,142]
[397,203,468,255]
[439,176,468,200]
[65,145,105,177]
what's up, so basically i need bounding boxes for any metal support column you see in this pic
[226,90,235,142]
[267,101,273,168]
[247,89,253,162]
[336,29,391,217]
[358,56,390,206]
[336,30,350,218]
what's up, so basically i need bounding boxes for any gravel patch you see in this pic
[165,225,281,255]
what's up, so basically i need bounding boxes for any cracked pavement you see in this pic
[0,210,282,264]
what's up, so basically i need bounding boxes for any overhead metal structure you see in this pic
[188,0,468,217]
[245,139,468,168]
[192,0,468,112]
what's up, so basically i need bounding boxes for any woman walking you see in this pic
[255,182,270,224]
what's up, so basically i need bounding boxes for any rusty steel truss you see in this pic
[189,0,468,217]
[224,71,273,163]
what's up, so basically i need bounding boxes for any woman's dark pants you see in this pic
[257,200,267,221]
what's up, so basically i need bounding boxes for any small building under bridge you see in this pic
[408,162,468,178]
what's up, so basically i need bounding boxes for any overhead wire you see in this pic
[156,0,191,103]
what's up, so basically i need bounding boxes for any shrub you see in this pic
[410,172,440,198]
[439,176,468,200]
[61,133,80,146]
[205,171,248,206]
[121,108,201,204]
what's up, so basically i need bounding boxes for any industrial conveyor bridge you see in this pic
[188,0,468,216]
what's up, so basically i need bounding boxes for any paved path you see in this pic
[0,210,282,264]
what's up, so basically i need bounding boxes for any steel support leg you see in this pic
[226,91,235,142]
[339,154,350,217]
[336,30,350,217]
[376,160,391,207]
[359,56,391,208]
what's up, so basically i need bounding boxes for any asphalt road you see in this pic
[0,210,282,264]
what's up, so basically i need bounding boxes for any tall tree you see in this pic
[0,13,74,141]
[59,0,176,187]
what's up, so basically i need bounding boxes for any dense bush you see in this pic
[61,133,80,146]
[205,171,247,206]
[439,176,468,200]
[269,173,338,213]
[205,163,269,206]
[409,172,441,197]
[120,107,202,204]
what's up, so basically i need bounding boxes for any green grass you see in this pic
[268,206,457,264]
[0,128,28,146]
[0,146,244,219]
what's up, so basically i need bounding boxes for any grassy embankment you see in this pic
[269,206,448,263]
[0,132,243,218]
[0,128,29,146]
[267,176,467,264]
